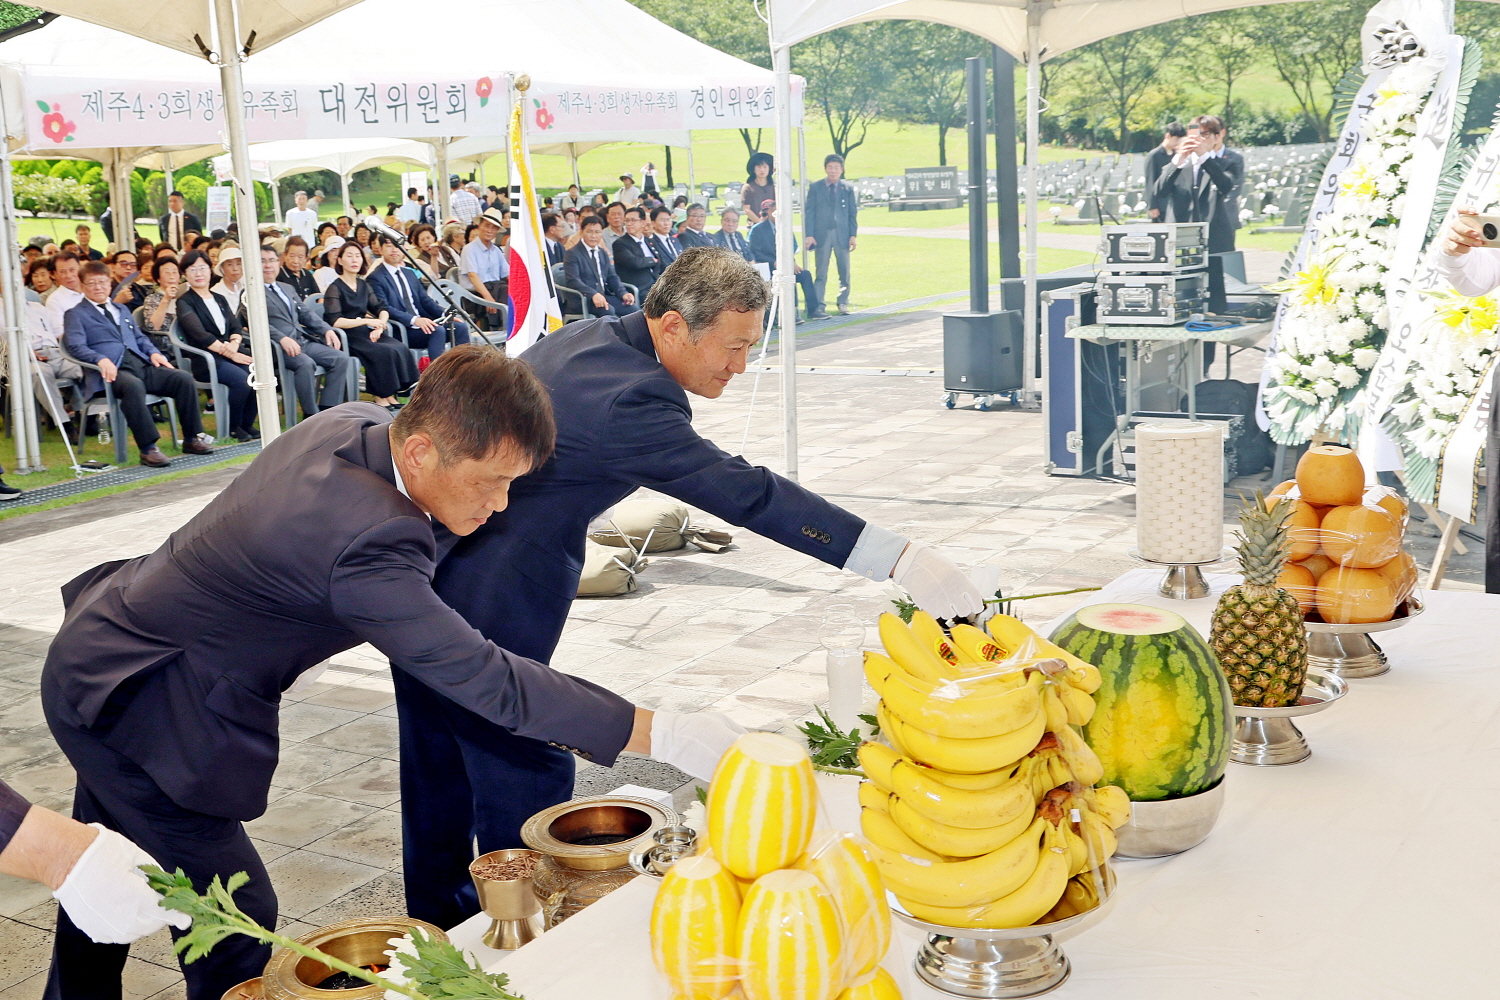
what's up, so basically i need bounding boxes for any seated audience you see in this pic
[612,206,661,296]
[250,244,350,420]
[564,216,638,317]
[459,209,509,333]
[323,241,418,409]
[714,207,754,261]
[749,198,824,320]
[278,236,320,299]
[368,233,470,359]
[176,249,258,441]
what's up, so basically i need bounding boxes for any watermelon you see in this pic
[1048,603,1230,802]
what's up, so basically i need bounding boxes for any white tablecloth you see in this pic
[454,572,1500,997]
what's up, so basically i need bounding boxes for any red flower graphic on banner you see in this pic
[37,101,76,143]
[476,77,493,107]
[533,99,555,130]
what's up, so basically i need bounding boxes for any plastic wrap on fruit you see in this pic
[736,868,846,1000]
[795,831,890,983]
[649,854,742,1000]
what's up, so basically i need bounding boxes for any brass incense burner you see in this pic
[261,917,447,1000]
[521,795,677,926]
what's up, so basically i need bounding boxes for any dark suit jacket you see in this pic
[260,280,333,344]
[803,178,858,245]
[612,235,661,292]
[1144,145,1173,218]
[565,242,626,299]
[61,298,161,397]
[367,262,441,329]
[714,229,754,262]
[1152,149,1243,252]
[545,238,566,268]
[157,211,202,244]
[278,265,320,300]
[748,220,777,265]
[41,405,635,821]
[678,229,715,250]
[433,312,865,663]
[648,232,682,269]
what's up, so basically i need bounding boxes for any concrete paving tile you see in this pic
[275,702,362,743]
[296,872,407,928]
[0,970,46,1000]
[0,918,54,991]
[306,715,401,757]
[619,680,728,713]
[0,755,73,803]
[306,757,402,808]
[252,838,295,867]
[122,957,180,1000]
[0,878,54,924]
[0,727,64,773]
[7,900,54,934]
[261,850,387,921]
[300,684,396,714]
[303,808,402,869]
[270,744,372,793]
[245,790,378,849]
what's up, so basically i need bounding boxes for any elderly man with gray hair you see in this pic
[394,246,988,929]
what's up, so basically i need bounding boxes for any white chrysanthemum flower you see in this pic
[1352,347,1381,369]
[1313,379,1338,398]
[1333,364,1361,388]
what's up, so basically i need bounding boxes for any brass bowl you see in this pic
[521,795,678,871]
[261,917,447,1000]
[222,978,263,1000]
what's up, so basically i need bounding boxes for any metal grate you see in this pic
[2,442,261,508]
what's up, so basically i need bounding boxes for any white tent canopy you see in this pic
[32,0,364,61]
[214,137,433,182]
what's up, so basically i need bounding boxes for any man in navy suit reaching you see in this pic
[399,247,986,927]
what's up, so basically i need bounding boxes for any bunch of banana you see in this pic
[854,612,1129,929]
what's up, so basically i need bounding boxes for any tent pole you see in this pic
[271,175,282,226]
[570,144,580,189]
[1023,9,1040,406]
[117,153,135,251]
[773,42,797,481]
[797,121,808,269]
[687,139,695,200]
[437,138,451,222]
[0,95,37,474]
[163,152,174,216]
[214,0,280,445]
[340,171,353,219]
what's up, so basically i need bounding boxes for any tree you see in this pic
[1190,8,1260,129]
[1076,22,1183,153]
[883,22,987,165]
[1245,0,1364,142]
[795,22,896,164]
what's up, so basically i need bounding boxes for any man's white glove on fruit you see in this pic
[52,825,191,944]
[651,711,748,780]
[893,542,986,621]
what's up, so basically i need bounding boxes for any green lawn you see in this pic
[0,453,254,520]
[833,237,1092,310]
[2,404,243,490]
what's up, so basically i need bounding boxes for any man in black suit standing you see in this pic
[713,207,753,261]
[1152,115,1243,253]
[613,206,662,296]
[252,245,350,419]
[566,216,638,316]
[40,347,743,998]
[157,191,201,252]
[749,199,824,320]
[1145,122,1186,221]
[62,262,213,466]
[677,204,715,249]
[542,213,567,267]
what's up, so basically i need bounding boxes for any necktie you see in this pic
[397,269,415,312]
[172,213,181,250]
[96,302,118,329]
[594,249,604,289]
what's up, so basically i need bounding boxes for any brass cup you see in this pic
[470,848,545,950]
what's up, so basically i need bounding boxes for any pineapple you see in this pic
[1210,493,1308,708]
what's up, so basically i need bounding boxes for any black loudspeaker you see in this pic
[943,310,1023,394]
[1207,255,1228,314]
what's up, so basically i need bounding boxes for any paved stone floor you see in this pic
[0,307,1480,997]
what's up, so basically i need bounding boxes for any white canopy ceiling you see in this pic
[767,0,1312,58]
[33,0,365,61]
[213,136,434,183]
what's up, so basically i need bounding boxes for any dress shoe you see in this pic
[139,448,171,467]
[182,438,216,455]
[807,311,830,320]
[0,479,21,501]
[836,305,851,315]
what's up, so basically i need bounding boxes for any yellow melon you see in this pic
[1295,551,1335,578]
[1295,445,1366,506]
[1286,501,1322,561]
[1375,550,1418,604]
[837,968,904,1000]
[708,733,817,881]
[1316,567,1397,624]
[1276,562,1316,614]
[1320,505,1402,568]
[797,833,890,981]
[737,869,845,1000]
[651,855,742,1000]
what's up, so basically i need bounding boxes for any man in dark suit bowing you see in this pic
[62,262,213,466]
[612,206,662,296]
[565,216,638,316]
[250,245,351,420]
[157,191,202,252]
[40,348,743,999]
[368,234,471,359]
[398,248,984,929]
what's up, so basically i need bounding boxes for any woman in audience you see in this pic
[590,192,608,210]
[315,221,338,251]
[204,240,223,268]
[24,260,52,303]
[153,242,177,262]
[313,239,343,292]
[176,249,258,441]
[561,208,579,239]
[138,257,183,350]
[407,224,444,283]
[322,241,417,410]
[671,194,689,225]
[742,152,775,225]
[428,224,465,276]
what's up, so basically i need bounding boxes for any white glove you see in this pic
[53,825,191,944]
[892,542,986,621]
[650,711,747,781]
